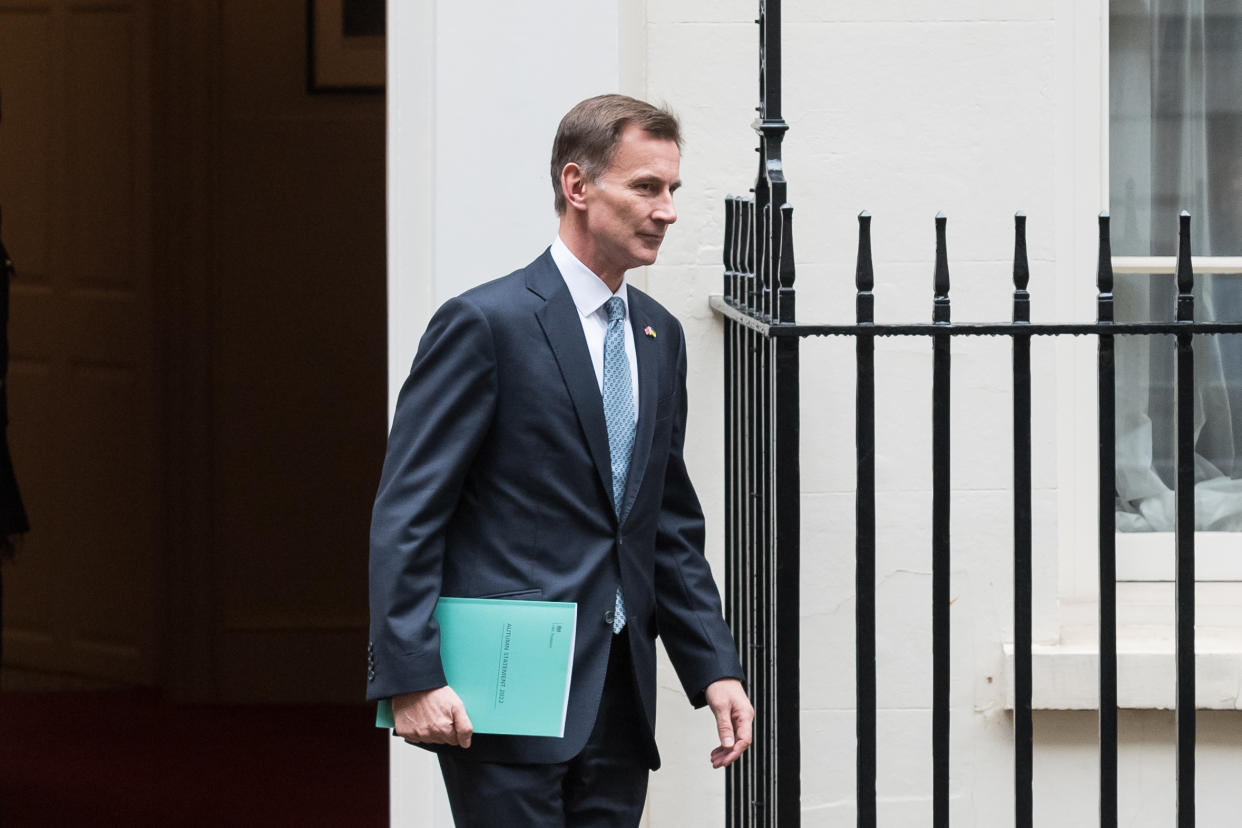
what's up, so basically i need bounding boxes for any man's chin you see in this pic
[633,244,662,266]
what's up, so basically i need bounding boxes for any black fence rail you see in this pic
[715,4,1242,827]
[721,2,798,825]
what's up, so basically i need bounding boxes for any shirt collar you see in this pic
[551,235,629,320]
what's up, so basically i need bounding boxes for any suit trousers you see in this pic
[438,632,652,827]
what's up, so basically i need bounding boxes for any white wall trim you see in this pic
[387,1,451,825]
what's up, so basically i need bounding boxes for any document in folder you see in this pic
[376,596,578,737]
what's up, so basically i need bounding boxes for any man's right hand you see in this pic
[391,686,474,748]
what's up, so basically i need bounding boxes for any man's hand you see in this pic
[704,678,753,769]
[391,686,474,748]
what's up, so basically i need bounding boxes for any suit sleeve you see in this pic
[652,323,746,708]
[367,296,497,701]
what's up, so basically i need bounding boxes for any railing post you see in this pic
[735,1,798,825]
[855,211,877,828]
[772,202,800,827]
[723,197,741,828]
[1173,211,1195,828]
[1096,212,1118,828]
[931,213,952,828]
[1012,212,1033,828]
[741,196,758,827]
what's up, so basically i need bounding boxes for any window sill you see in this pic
[1002,628,1242,710]
[1116,532,1242,581]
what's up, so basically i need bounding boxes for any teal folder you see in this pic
[376,596,577,737]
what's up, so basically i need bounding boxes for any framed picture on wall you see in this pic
[307,0,385,93]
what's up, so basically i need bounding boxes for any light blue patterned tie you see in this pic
[602,296,633,633]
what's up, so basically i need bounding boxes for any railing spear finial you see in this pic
[1176,211,1194,323]
[776,203,796,323]
[856,211,874,325]
[933,213,950,324]
[1013,212,1030,324]
[1097,212,1114,324]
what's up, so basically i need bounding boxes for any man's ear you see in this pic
[560,163,589,212]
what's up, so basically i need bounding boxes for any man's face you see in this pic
[581,125,681,276]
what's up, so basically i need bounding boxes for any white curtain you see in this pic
[1110,0,1242,531]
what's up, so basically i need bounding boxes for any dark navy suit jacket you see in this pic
[367,249,744,768]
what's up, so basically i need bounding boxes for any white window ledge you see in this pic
[1002,629,1242,710]
[1117,532,1242,582]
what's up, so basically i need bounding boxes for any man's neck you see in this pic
[557,221,624,293]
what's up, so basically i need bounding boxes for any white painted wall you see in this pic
[644,2,1071,824]
[388,1,1242,825]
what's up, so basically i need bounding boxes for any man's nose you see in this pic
[653,192,677,225]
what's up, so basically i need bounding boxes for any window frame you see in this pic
[1056,3,1242,600]
[1054,2,1242,592]
[1110,257,1242,581]
[1105,3,1242,579]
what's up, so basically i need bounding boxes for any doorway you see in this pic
[0,0,386,707]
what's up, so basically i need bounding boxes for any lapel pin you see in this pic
[643,326,657,338]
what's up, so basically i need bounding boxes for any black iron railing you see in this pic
[722,2,798,826]
[715,4,1242,827]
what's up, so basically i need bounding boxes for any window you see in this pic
[1109,0,1242,538]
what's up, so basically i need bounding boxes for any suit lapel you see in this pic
[529,253,615,510]
[619,290,660,525]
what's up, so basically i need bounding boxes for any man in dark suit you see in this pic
[368,94,752,826]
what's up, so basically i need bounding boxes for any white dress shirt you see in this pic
[550,236,640,415]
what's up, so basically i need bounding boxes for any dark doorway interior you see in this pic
[0,689,387,825]
[0,0,388,819]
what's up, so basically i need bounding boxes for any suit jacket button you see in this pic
[604,609,615,626]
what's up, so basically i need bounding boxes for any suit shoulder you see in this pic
[627,285,676,318]
[457,269,525,305]
[627,285,684,336]
[450,250,554,315]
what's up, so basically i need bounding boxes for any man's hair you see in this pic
[550,94,682,215]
